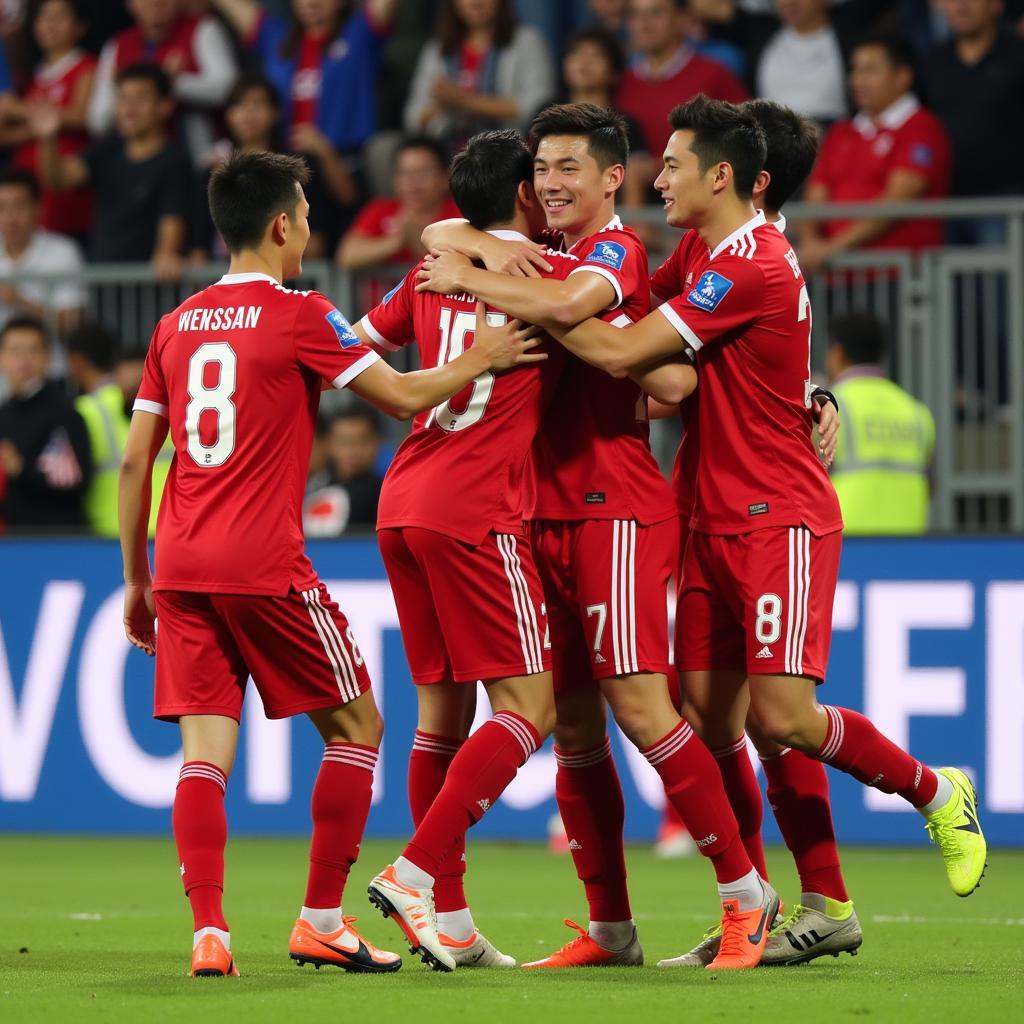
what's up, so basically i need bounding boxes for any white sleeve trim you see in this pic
[569,264,623,311]
[133,398,169,417]
[657,302,704,351]
[357,314,401,352]
[332,350,381,389]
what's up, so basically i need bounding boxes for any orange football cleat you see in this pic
[706,883,780,971]
[289,916,402,973]
[190,933,239,978]
[521,919,643,969]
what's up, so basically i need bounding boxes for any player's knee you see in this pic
[749,701,807,749]
[553,714,605,752]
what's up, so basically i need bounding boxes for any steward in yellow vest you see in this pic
[827,313,934,535]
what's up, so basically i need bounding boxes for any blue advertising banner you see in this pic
[1,537,1022,845]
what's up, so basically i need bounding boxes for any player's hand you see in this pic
[123,580,157,656]
[415,248,471,294]
[813,397,840,467]
[472,301,547,371]
[480,237,553,278]
[0,439,24,477]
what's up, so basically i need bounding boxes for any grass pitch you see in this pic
[1,837,1021,1023]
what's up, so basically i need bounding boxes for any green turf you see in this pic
[1,837,1021,1023]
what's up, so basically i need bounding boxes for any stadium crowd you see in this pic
[0,0,1019,532]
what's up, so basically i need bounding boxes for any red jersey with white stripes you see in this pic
[529,217,676,524]
[358,231,574,546]
[136,272,379,595]
[656,211,842,535]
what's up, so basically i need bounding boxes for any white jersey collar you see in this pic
[710,209,767,260]
[215,272,280,286]
[853,93,920,138]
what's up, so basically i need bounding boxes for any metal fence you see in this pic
[3,197,1022,531]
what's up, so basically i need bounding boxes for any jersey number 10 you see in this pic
[428,308,504,432]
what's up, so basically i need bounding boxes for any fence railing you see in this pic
[3,197,1022,531]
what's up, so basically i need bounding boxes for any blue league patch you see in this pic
[381,281,402,304]
[325,308,360,348]
[687,271,734,313]
[585,240,627,271]
[910,142,933,168]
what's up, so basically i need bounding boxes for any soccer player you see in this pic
[650,99,859,967]
[533,97,988,937]
[417,104,778,972]
[118,151,542,979]
[353,129,580,971]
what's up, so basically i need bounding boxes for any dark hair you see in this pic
[66,322,118,372]
[564,26,626,80]
[668,94,766,199]
[830,311,887,365]
[0,313,47,346]
[448,129,533,229]
[395,135,450,172]
[853,31,917,73]
[0,166,41,201]
[330,406,382,435]
[437,0,516,57]
[116,62,172,100]
[226,71,282,113]
[9,0,87,86]
[279,0,354,61]
[530,102,629,169]
[208,151,311,253]
[742,99,818,212]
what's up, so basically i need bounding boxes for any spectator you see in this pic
[553,27,651,207]
[213,1,395,253]
[615,0,747,159]
[405,0,556,147]
[0,314,91,528]
[337,135,459,272]
[303,407,384,536]
[32,63,192,279]
[827,311,935,534]
[685,0,748,79]
[800,33,951,273]
[585,0,630,36]
[88,0,237,164]
[756,0,846,125]
[0,0,96,239]
[922,0,1024,241]
[0,167,84,349]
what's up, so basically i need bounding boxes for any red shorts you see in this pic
[378,527,550,684]
[677,526,841,680]
[531,517,675,691]
[153,582,370,722]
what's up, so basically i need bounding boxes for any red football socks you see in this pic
[817,705,938,808]
[304,743,378,909]
[408,730,467,913]
[173,761,229,931]
[641,722,751,883]
[403,711,540,876]
[712,737,768,881]
[554,737,631,922]
[761,747,848,901]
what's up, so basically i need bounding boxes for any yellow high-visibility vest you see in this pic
[76,382,172,538]
[831,371,934,535]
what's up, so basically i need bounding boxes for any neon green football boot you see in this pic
[924,767,988,897]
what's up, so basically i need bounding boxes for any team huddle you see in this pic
[118,95,988,979]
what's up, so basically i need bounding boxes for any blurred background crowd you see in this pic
[0,0,1020,536]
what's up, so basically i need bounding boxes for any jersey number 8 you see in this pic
[186,343,237,467]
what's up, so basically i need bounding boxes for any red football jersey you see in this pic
[135,272,380,595]
[358,232,575,545]
[656,211,842,536]
[529,217,676,525]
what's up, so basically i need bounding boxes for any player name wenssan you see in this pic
[177,305,263,332]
